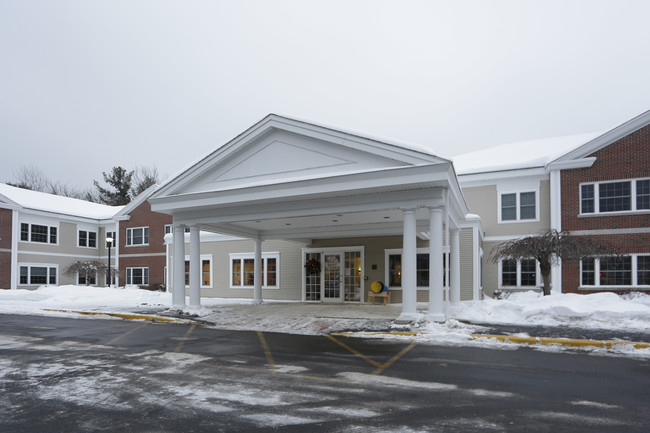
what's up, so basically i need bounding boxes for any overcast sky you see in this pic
[1,0,649,189]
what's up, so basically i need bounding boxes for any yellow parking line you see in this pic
[257,331,276,371]
[174,323,197,353]
[326,335,383,368]
[105,322,149,346]
[371,343,417,376]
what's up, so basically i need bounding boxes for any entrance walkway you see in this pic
[194,302,403,335]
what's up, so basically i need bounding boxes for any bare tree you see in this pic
[10,165,48,191]
[131,165,161,198]
[64,261,118,286]
[491,230,618,296]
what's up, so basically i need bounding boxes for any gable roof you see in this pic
[153,113,450,198]
[0,183,122,220]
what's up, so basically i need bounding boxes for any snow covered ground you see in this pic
[1,285,649,357]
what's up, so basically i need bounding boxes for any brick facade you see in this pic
[0,208,12,290]
[560,123,650,293]
[118,200,171,288]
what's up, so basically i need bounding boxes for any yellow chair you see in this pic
[368,281,391,305]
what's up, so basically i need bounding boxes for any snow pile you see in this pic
[448,291,650,332]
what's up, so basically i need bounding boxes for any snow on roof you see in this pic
[0,183,123,220]
[451,132,603,175]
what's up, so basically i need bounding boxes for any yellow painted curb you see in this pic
[42,309,192,324]
[470,334,650,350]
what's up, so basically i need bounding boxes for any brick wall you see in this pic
[0,208,12,289]
[119,200,171,287]
[560,123,650,293]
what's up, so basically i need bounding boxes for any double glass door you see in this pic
[305,250,362,302]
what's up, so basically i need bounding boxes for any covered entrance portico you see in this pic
[149,114,471,322]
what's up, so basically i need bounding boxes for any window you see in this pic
[183,256,213,288]
[19,265,57,285]
[499,259,538,288]
[499,191,537,222]
[581,178,650,214]
[20,223,57,244]
[78,272,97,286]
[78,230,97,248]
[126,267,149,285]
[126,227,149,246]
[230,253,279,288]
[386,250,447,288]
[581,255,649,287]
[164,225,172,235]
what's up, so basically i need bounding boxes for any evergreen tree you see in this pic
[94,166,134,206]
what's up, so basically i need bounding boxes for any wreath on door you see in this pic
[305,258,321,275]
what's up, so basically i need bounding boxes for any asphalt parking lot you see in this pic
[1,313,649,432]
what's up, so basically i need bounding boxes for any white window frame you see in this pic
[77,229,98,248]
[18,263,58,286]
[19,222,59,245]
[183,254,213,288]
[498,258,540,289]
[229,252,280,289]
[77,271,98,286]
[126,227,149,246]
[126,267,149,285]
[580,255,650,289]
[384,247,449,289]
[105,231,116,248]
[580,177,650,215]
[498,190,540,223]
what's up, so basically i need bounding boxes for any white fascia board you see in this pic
[19,208,106,226]
[545,157,596,172]
[458,167,548,188]
[260,220,432,241]
[151,163,450,213]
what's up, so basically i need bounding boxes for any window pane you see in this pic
[243,259,255,286]
[520,259,537,286]
[581,258,595,286]
[389,254,401,286]
[49,267,56,285]
[184,261,190,286]
[21,223,29,241]
[520,192,536,220]
[143,268,149,285]
[638,256,650,286]
[31,224,48,243]
[599,181,631,212]
[501,193,517,221]
[232,260,241,286]
[49,227,57,244]
[202,260,211,286]
[143,227,149,244]
[132,228,143,245]
[132,268,143,284]
[637,180,650,210]
[30,267,47,284]
[600,256,632,286]
[126,229,132,245]
[88,232,96,248]
[20,266,28,284]
[501,260,517,286]
[79,231,87,247]
[581,184,595,213]
[266,258,277,287]
[126,268,132,284]
[416,253,429,287]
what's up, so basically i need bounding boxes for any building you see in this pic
[149,114,483,321]
[454,110,650,296]
[0,183,120,289]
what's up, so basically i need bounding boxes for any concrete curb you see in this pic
[42,309,195,324]
[470,334,650,350]
[331,331,650,350]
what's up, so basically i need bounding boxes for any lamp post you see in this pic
[106,236,113,287]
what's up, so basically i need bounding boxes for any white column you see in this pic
[172,224,186,308]
[450,228,461,303]
[428,208,445,321]
[189,225,201,307]
[252,239,263,305]
[398,209,418,322]
[550,169,562,294]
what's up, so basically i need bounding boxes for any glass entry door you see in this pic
[323,254,342,301]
